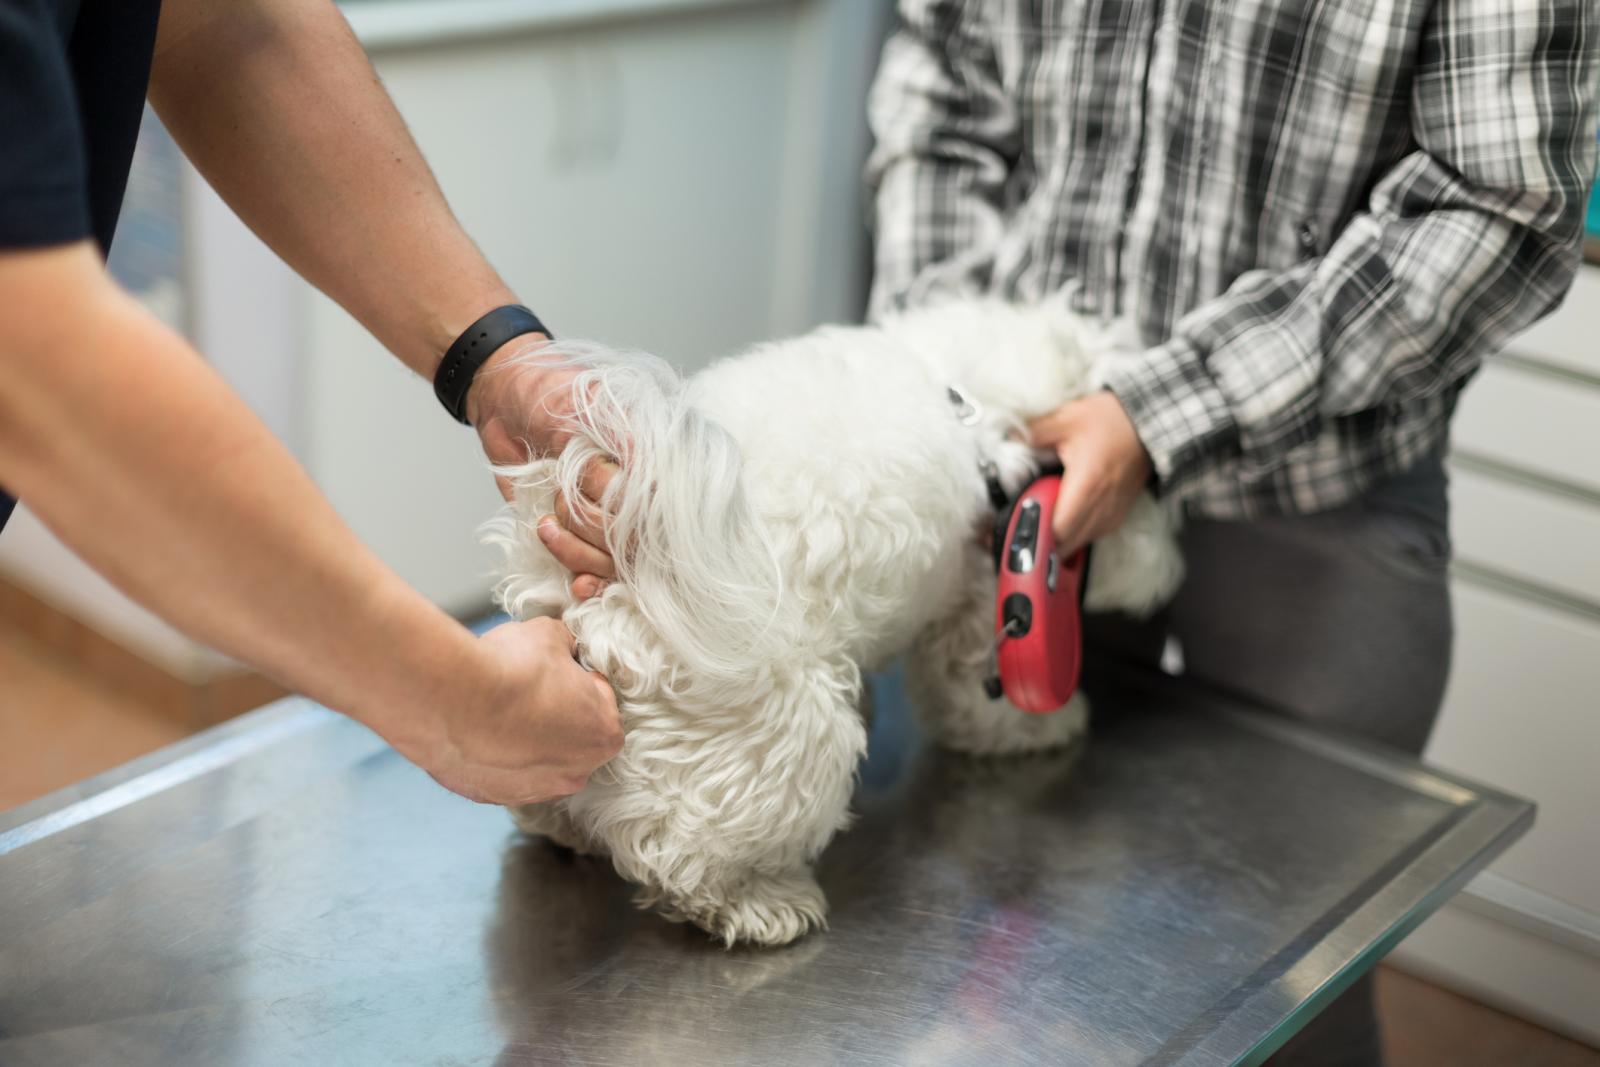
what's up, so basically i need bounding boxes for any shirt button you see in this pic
[1296,220,1321,255]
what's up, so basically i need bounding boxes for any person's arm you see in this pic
[1097,0,1599,504]
[864,0,1021,320]
[1030,0,1598,552]
[0,243,621,804]
[148,0,506,381]
[147,0,610,582]
[863,0,1152,553]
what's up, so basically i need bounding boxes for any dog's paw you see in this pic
[701,872,828,947]
[656,870,828,947]
[931,689,1089,757]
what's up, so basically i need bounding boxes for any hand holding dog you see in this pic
[398,617,623,805]
[467,339,617,596]
[1027,390,1153,555]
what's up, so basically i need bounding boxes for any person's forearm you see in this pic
[148,0,516,378]
[0,245,481,753]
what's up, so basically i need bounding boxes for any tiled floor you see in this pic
[1,625,1595,1063]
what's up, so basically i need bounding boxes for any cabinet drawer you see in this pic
[1505,264,1600,380]
[1453,362,1600,495]
[1450,463,1600,608]
[1428,580,1600,914]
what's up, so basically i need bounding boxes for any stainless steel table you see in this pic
[0,665,1530,1066]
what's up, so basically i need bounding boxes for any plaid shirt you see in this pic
[866,0,1599,518]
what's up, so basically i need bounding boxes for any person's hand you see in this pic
[464,334,581,493]
[400,617,623,805]
[466,337,618,598]
[538,463,617,599]
[1026,390,1153,555]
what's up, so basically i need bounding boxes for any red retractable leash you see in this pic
[987,464,1090,714]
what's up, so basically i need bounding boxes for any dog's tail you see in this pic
[483,341,795,694]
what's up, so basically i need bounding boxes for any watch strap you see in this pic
[434,304,551,424]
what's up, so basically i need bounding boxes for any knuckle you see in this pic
[545,775,586,799]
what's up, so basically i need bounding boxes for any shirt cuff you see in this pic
[1099,337,1238,497]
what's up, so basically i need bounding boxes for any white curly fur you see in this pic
[481,299,1183,946]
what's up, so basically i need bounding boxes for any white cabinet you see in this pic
[1391,264,1600,1045]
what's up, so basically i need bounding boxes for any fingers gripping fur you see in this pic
[482,342,799,698]
[481,476,568,621]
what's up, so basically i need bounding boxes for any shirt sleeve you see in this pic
[1102,0,1600,500]
[864,0,1021,320]
[0,2,92,249]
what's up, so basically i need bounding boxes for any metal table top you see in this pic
[0,665,1530,1066]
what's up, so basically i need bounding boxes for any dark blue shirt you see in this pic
[0,0,164,532]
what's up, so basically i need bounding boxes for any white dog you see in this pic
[482,300,1183,946]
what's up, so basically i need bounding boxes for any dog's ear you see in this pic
[481,459,570,620]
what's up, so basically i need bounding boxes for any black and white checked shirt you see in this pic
[866,0,1599,518]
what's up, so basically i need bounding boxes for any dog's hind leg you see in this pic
[906,545,1088,756]
[587,657,867,947]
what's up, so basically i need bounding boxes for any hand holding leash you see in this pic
[1025,390,1152,555]
[993,472,1090,712]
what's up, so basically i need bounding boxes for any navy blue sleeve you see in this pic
[0,0,92,249]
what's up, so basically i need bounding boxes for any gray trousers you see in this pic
[1084,453,1453,1066]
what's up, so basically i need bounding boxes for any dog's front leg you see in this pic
[906,544,1089,756]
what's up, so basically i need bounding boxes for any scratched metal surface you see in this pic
[0,666,1531,1067]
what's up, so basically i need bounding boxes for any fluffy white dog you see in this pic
[482,300,1182,946]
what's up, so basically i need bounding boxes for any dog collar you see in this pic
[947,385,1010,513]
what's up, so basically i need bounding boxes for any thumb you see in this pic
[481,418,532,502]
[479,417,526,467]
[1026,407,1074,448]
[1051,461,1095,554]
[552,619,579,656]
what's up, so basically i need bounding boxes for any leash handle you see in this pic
[993,472,1088,713]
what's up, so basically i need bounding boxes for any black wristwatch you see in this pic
[433,304,552,424]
